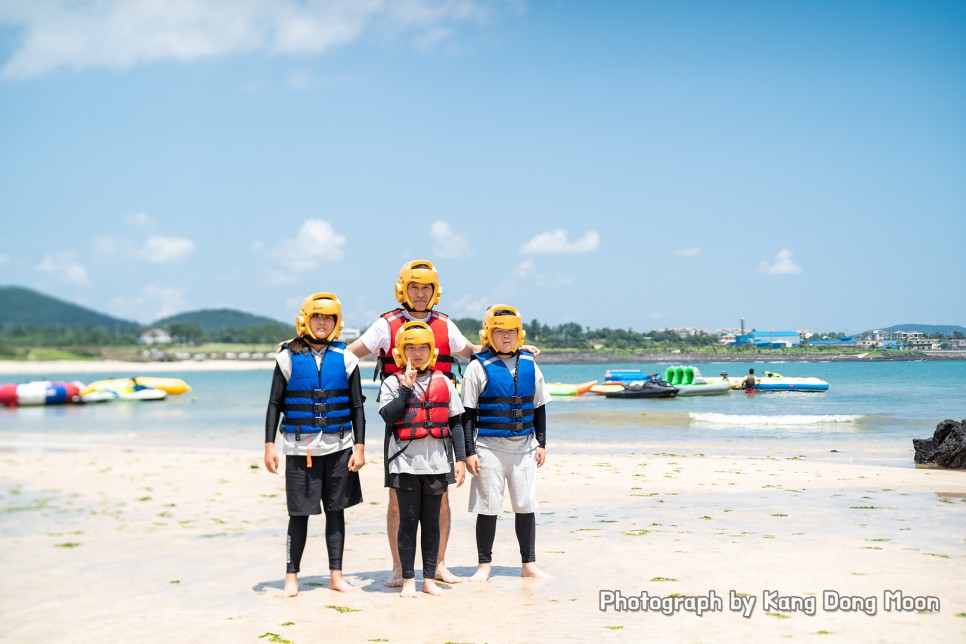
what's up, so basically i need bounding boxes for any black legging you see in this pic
[396,487,442,580]
[476,513,536,564]
[286,511,346,574]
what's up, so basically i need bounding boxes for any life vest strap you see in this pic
[476,420,534,432]
[285,388,350,399]
[284,401,351,413]
[479,407,531,419]
[479,394,533,406]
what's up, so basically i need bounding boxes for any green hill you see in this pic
[878,323,966,336]
[0,285,140,331]
[152,309,289,333]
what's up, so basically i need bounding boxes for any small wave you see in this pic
[690,412,864,427]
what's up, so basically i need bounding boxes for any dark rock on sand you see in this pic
[913,419,966,469]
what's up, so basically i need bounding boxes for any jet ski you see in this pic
[603,379,679,399]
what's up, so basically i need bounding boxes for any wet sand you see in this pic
[1,441,964,642]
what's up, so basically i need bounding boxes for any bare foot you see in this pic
[384,567,403,588]
[399,578,418,597]
[521,562,551,579]
[329,570,357,593]
[422,579,443,596]
[283,573,300,597]
[435,562,462,584]
[469,563,491,582]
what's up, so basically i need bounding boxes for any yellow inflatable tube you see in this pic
[82,377,191,396]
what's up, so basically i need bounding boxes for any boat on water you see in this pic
[546,380,597,397]
[82,377,191,396]
[603,380,679,399]
[728,371,829,392]
[663,366,732,397]
[77,384,168,403]
[0,381,83,406]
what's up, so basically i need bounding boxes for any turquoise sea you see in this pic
[1,360,964,465]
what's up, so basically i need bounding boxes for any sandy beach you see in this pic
[1,438,964,643]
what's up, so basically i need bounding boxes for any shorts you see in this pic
[468,445,538,514]
[388,472,448,496]
[285,449,363,516]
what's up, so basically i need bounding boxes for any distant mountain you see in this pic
[876,323,966,336]
[152,309,290,333]
[0,285,140,331]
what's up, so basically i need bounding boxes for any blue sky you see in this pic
[1,1,964,335]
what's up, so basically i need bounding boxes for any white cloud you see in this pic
[270,219,346,272]
[520,229,599,254]
[140,235,196,263]
[37,251,89,285]
[430,220,472,258]
[758,249,803,275]
[0,0,503,80]
[676,247,700,258]
[124,211,154,227]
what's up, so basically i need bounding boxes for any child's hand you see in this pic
[348,444,365,471]
[264,442,279,474]
[535,447,546,467]
[521,344,540,356]
[454,461,466,487]
[465,454,481,477]
[403,359,416,388]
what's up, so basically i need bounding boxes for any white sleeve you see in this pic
[446,378,465,416]
[342,347,359,376]
[379,376,401,410]
[446,318,470,354]
[275,350,293,381]
[533,364,552,408]
[460,360,486,408]
[360,318,391,355]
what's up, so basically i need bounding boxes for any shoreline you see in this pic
[2,350,965,377]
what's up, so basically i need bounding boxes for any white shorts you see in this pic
[468,445,538,515]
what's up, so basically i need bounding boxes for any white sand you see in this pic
[1,441,964,642]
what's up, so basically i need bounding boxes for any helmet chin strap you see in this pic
[303,334,329,346]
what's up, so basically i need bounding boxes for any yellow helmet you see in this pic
[479,304,526,352]
[392,320,439,371]
[394,259,441,311]
[295,292,344,342]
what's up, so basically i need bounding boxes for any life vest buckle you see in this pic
[510,395,523,405]
[511,408,523,418]
[513,421,523,432]
[314,402,328,414]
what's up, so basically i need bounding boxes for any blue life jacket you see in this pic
[474,349,535,437]
[281,342,352,439]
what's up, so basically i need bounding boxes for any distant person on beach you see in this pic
[461,305,552,580]
[378,320,466,596]
[345,259,539,587]
[743,368,757,390]
[263,293,366,597]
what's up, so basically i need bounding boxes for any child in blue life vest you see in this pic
[460,305,552,580]
[378,320,466,597]
[263,293,366,597]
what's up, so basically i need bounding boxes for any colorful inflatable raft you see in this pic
[0,381,83,406]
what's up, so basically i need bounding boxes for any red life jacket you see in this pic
[379,309,455,377]
[393,371,452,440]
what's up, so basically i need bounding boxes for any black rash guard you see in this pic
[265,363,366,445]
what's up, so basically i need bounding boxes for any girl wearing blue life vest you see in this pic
[461,305,552,580]
[264,293,366,597]
[378,320,466,597]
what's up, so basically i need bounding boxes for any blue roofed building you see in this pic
[733,331,801,348]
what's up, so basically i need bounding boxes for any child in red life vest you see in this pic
[263,293,366,597]
[461,305,552,580]
[378,320,466,597]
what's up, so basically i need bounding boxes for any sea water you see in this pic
[1,360,963,465]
